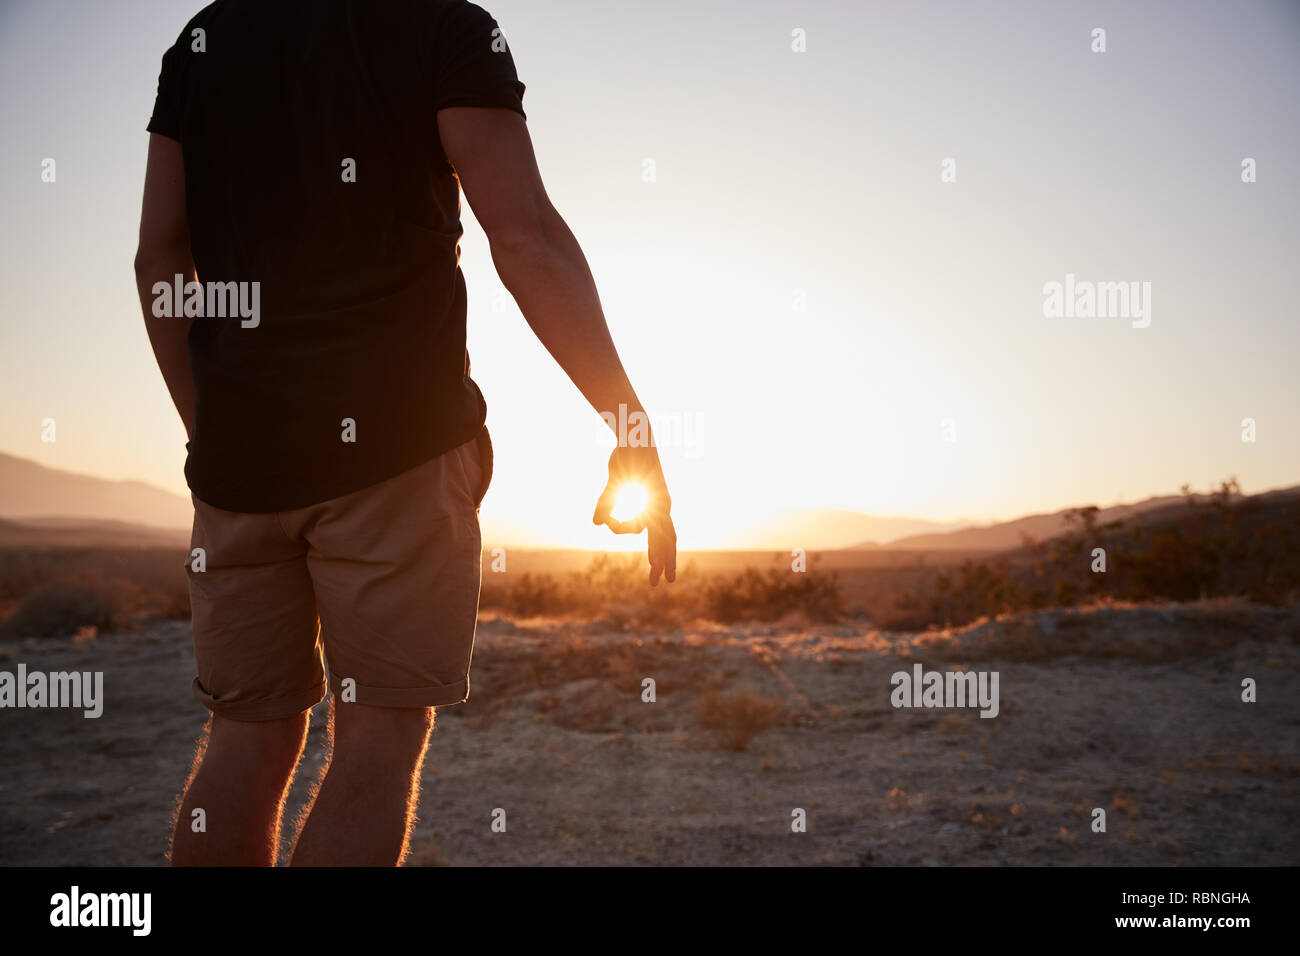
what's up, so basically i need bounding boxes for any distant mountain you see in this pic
[7,450,1295,556]
[0,451,571,548]
[0,453,193,529]
[0,516,188,549]
[861,485,1300,551]
[726,509,970,551]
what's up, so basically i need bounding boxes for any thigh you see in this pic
[188,495,326,721]
[303,440,484,709]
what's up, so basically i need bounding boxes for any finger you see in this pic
[650,530,670,582]
[647,513,674,586]
[664,519,677,583]
[592,482,617,525]
[648,531,664,587]
[604,516,647,535]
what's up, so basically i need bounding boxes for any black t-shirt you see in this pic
[146,0,525,512]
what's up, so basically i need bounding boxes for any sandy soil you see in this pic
[1,601,1296,866]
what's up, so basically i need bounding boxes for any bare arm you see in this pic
[135,132,195,438]
[438,107,676,585]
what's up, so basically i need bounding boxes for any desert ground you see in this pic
[1,598,1296,866]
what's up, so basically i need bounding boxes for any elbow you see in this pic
[489,229,548,289]
[489,194,564,256]
[488,220,550,261]
[134,235,190,281]
[487,210,565,287]
[134,246,165,285]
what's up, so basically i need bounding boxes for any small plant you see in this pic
[695,688,783,751]
[479,553,843,627]
[0,584,120,638]
[704,567,845,623]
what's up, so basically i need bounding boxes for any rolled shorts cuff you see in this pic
[327,673,469,709]
[192,676,328,722]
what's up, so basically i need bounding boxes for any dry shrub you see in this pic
[0,546,191,634]
[479,553,690,625]
[695,688,783,751]
[0,584,122,638]
[536,678,620,733]
[890,480,1300,629]
[479,553,844,628]
[150,576,192,619]
[704,567,845,624]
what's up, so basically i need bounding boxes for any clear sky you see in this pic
[1,0,1297,549]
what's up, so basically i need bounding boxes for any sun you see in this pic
[610,482,650,522]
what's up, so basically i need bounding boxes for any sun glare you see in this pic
[610,482,650,522]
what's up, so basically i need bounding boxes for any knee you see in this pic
[332,704,434,761]
[210,710,310,772]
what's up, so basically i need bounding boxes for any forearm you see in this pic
[135,250,196,438]
[490,210,652,445]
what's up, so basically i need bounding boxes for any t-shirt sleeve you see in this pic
[430,1,527,118]
[146,42,183,141]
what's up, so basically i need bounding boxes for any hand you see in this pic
[592,445,677,586]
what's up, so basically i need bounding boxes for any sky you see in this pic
[1,0,1298,549]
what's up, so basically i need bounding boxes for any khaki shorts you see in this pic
[186,435,487,721]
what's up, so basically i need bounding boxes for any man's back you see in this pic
[137,0,673,870]
[147,0,526,511]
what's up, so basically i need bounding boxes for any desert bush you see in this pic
[888,478,1300,629]
[150,577,192,619]
[0,547,191,634]
[695,688,783,751]
[0,584,121,638]
[704,567,844,623]
[479,553,843,627]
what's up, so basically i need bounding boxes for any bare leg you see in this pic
[288,702,435,866]
[170,711,309,866]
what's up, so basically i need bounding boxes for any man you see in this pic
[135,0,676,867]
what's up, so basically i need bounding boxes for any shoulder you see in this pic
[165,0,227,47]
[424,0,509,35]
[155,0,228,73]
